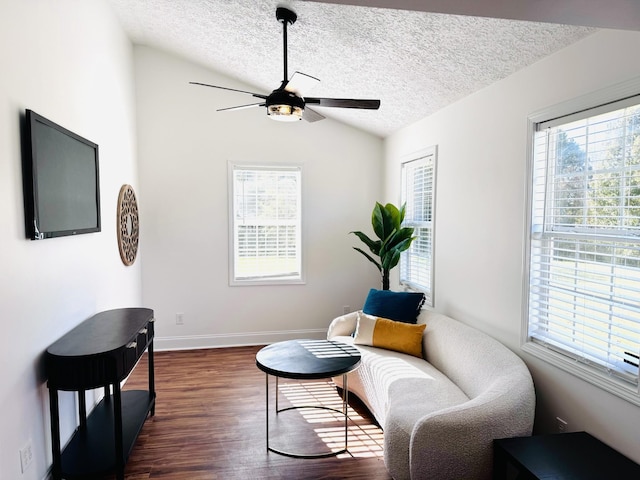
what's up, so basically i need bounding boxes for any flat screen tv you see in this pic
[22,110,101,240]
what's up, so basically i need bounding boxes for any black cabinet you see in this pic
[46,308,156,480]
[494,432,640,480]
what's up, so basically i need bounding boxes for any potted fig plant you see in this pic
[351,202,415,290]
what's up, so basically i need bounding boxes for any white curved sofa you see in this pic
[327,309,535,480]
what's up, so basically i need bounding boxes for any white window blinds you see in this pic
[230,165,302,284]
[400,149,436,306]
[527,98,640,389]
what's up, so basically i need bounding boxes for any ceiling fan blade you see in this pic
[302,107,325,123]
[284,71,320,95]
[189,82,268,100]
[217,103,266,112]
[305,98,381,109]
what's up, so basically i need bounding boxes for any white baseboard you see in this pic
[153,329,327,351]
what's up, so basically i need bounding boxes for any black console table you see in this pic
[46,308,156,480]
[494,431,640,479]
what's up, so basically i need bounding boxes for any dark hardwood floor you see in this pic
[112,345,391,479]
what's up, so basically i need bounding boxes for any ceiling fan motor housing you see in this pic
[266,89,305,120]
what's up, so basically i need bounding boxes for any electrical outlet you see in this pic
[556,416,568,433]
[343,305,351,314]
[19,439,33,473]
[176,313,184,325]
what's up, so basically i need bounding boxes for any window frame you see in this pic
[400,146,437,307]
[523,78,640,406]
[228,161,305,286]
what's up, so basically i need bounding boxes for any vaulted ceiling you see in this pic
[106,0,635,137]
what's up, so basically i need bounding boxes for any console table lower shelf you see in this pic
[59,390,154,478]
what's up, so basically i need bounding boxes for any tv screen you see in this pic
[23,110,101,240]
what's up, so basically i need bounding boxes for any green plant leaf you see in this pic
[380,203,398,240]
[390,236,414,254]
[353,247,382,272]
[350,231,381,255]
[398,203,406,224]
[384,203,401,230]
[381,249,401,270]
[386,228,415,250]
[371,202,385,240]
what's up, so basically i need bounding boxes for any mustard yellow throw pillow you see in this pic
[354,312,426,358]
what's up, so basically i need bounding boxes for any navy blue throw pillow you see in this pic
[362,289,425,324]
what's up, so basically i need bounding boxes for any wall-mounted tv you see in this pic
[22,110,101,240]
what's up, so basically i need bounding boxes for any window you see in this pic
[400,147,437,306]
[229,163,303,285]
[525,89,640,404]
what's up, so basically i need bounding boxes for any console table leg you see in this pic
[49,388,62,480]
[148,341,156,416]
[113,382,125,480]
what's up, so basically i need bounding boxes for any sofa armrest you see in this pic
[327,311,360,339]
[407,388,535,480]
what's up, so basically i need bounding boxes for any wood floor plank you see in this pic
[99,346,392,479]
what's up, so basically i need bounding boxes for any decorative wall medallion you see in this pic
[117,184,139,266]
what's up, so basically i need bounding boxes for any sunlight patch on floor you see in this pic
[278,380,384,458]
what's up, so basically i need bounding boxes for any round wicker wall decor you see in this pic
[117,184,139,266]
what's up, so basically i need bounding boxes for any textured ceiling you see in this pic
[107,0,595,137]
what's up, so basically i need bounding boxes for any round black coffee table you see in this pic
[256,339,361,458]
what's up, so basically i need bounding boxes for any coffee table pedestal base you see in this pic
[265,373,350,459]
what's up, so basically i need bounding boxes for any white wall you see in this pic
[384,28,640,463]
[0,1,140,479]
[134,46,383,350]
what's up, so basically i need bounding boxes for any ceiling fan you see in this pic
[190,6,381,123]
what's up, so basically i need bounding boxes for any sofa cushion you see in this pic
[363,288,425,323]
[354,312,426,358]
[330,335,469,428]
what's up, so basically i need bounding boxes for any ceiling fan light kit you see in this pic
[190,6,380,123]
[266,89,304,121]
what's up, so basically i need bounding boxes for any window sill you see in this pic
[229,278,306,287]
[522,341,640,407]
